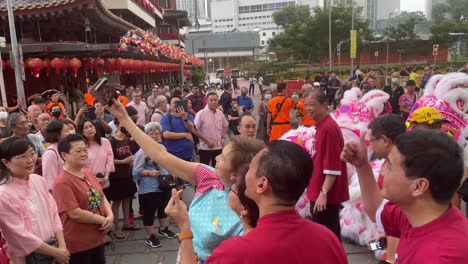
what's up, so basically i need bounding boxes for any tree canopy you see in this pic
[431,0,468,45]
[269,4,371,63]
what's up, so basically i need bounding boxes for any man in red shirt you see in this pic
[207,140,347,263]
[342,129,468,264]
[303,90,349,239]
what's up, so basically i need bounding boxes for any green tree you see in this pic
[190,66,205,86]
[431,0,468,46]
[272,6,310,28]
[269,3,372,63]
[385,11,427,55]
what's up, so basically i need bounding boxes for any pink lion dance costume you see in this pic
[408,72,468,146]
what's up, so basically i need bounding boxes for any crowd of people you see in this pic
[0,64,467,264]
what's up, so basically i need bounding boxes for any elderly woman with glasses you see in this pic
[133,122,177,248]
[0,137,70,264]
[52,134,113,264]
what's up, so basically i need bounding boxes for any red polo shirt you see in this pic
[207,210,347,264]
[380,202,468,264]
[307,114,349,204]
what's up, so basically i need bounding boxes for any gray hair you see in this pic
[7,112,25,128]
[145,122,162,134]
[303,90,328,104]
[154,95,168,108]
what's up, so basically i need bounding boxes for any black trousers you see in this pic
[70,243,105,264]
[199,149,222,167]
[328,89,337,110]
[249,83,255,96]
[310,202,341,240]
[140,191,171,226]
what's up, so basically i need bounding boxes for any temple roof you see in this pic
[0,0,77,12]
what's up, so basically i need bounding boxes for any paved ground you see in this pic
[105,187,378,264]
[104,84,378,263]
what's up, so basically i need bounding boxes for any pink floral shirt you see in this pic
[0,174,62,264]
[398,92,419,114]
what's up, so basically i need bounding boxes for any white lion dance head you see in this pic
[408,72,468,146]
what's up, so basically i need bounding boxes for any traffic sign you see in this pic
[433,44,439,56]
[374,51,379,57]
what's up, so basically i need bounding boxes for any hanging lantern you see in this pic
[105,58,116,73]
[69,58,82,77]
[94,58,105,72]
[43,59,51,76]
[51,58,65,74]
[86,57,95,73]
[27,58,44,78]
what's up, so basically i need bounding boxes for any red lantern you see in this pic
[106,58,116,73]
[94,58,105,72]
[27,58,44,78]
[69,58,82,77]
[43,59,51,76]
[85,57,95,73]
[115,58,126,73]
[51,58,65,74]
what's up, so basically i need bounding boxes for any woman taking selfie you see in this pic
[0,137,70,264]
[106,98,265,262]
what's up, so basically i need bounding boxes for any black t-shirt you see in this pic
[384,85,405,114]
[226,108,240,135]
[219,92,232,113]
[110,137,138,178]
[328,79,341,89]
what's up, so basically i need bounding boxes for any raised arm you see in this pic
[341,132,383,222]
[107,100,199,185]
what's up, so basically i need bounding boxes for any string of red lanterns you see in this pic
[1,58,192,77]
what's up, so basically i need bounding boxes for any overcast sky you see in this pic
[401,0,427,14]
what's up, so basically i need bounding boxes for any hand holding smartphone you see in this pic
[175,100,188,113]
[89,77,120,106]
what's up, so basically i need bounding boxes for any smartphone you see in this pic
[88,77,118,106]
[84,106,97,120]
[368,237,387,251]
[175,100,188,112]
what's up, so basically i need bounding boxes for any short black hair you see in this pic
[182,87,190,93]
[77,118,102,145]
[277,82,287,93]
[206,92,218,97]
[224,83,232,90]
[395,129,463,204]
[169,95,182,103]
[406,80,416,86]
[0,137,35,184]
[172,90,182,97]
[256,140,313,204]
[368,114,406,142]
[44,119,66,143]
[33,97,47,105]
[57,134,86,160]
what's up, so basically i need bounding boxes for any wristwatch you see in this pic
[320,188,328,196]
[177,231,193,243]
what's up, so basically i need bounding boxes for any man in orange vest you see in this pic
[267,82,294,141]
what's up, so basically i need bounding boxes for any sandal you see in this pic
[112,232,126,239]
[123,223,141,230]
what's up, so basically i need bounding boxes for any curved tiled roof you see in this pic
[0,0,77,12]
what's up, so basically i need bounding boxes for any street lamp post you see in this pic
[350,5,354,76]
[328,3,332,72]
[177,19,184,86]
[6,0,26,108]
[386,9,399,74]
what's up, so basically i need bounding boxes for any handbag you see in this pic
[26,179,57,264]
[25,238,58,264]
[158,174,177,190]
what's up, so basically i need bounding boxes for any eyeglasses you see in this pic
[14,150,37,161]
[229,185,239,197]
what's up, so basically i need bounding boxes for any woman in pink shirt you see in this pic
[0,137,70,264]
[42,119,71,191]
[77,118,115,190]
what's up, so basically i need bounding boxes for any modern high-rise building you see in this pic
[211,0,296,47]
[367,0,400,33]
[177,0,208,21]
